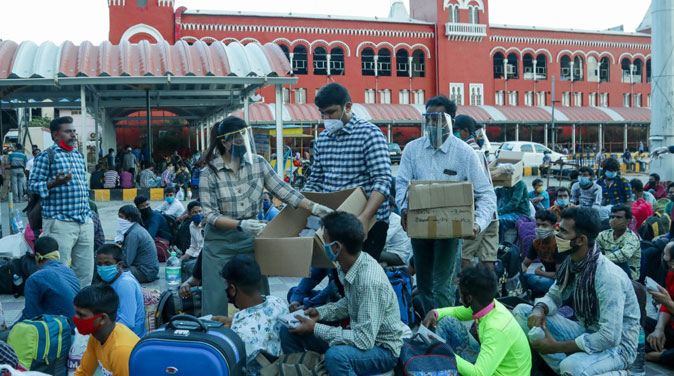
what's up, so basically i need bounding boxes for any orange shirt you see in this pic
[74,324,139,376]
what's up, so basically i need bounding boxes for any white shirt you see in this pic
[383,212,413,264]
[186,222,204,258]
[156,199,185,218]
[26,158,35,173]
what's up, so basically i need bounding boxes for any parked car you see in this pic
[388,143,402,164]
[497,141,567,167]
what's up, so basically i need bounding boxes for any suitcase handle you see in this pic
[166,314,208,332]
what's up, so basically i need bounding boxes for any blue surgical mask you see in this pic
[556,198,570,207]
[579,176,591,185]
[605,171,617,179]
[263,201,271,211]
[477,139,485,148]
[97,264,119,283]
[453,131,461,139]
[191,214,203,225]
[323,241,341,262]
[165,196,175,204]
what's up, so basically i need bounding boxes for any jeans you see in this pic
[279,327,397,376]
[436,316,480,363]
[521,273,555,295]
[498,213,523,243]
[42,218,94,287]
[10,169,25,201]
[513,304,630,375]
[411,238,461,315]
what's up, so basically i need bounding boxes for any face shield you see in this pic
[422,112,453,148]
[217,126,257,165]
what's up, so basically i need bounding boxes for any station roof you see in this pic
[231,103,651,125]
[0,39,296,123]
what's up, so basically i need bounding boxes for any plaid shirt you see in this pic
[315,252,405,357]
[304,116,392,223]
[200,154,304,224]
[28,145,92,223]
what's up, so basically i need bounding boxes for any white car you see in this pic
[497,141,567,167]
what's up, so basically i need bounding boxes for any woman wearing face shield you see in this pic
[198,116,332,316]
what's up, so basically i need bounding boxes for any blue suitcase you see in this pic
[129,314,246,376]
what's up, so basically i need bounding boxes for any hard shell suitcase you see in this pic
[129,314,246,376]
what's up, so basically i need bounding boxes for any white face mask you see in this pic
[324,108,346,134]
[114,218,134,243]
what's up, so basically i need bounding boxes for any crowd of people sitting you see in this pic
[2,86,674,376]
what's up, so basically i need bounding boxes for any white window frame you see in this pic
[282,88,290,103]
[413,90,425,105]
[508,91,518,106]
[588,92,596,107]
[623,93,631,107]
[536,91,546,106]
[574,92,582,107]
[562,92,570,107]
[495,91,504,106]
[634,93,642,108]
[365,89,376,104]
[469,83,484,106]
[449,83,464,105]
[295,88,306,104]
[647,93,651,107]
[399,90,410,104]
[379,89,391,104]
[600,93,609,107]
[524,91,533,107]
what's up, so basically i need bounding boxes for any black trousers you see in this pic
[645,316,674,367]
[363,221,388,261]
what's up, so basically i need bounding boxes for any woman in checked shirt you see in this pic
[198,116,332,316]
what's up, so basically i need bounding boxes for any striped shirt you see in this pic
[28,145,92,223]
[103,170,119,189]
[200,153,304,224]
[315,252,405,357]
[304,116,392,223]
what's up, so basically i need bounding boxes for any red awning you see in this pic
[608,107,651,122]
[456,106,494,122]
[496,106,553,122]
[358,104,422,121]
[555,107,615,122]
[285,104,321,121]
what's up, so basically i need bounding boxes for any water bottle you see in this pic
[12,274,22,287]
[165,252,182,312]
[13,209,24,233]
[629,327,646,375]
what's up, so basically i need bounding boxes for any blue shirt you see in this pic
[110,271,146,338]
[528,190,551,209]
[28,145,93,223]
[596,176,631,206]
[20,261,80,324]
[8,151,28,169]
[143,210,172,241]
[304,116,392,223]
[257,206,280,221]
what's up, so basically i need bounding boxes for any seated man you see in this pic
[139,162,159,189]
[156,186,185,218]
[134,195,173,254]
[212,254,288,374]
[631,178,656,206]
[73,284,140,376]
[89,164,104,190]
[521,210,564,296]
[646,241,674,367]
[645,173,667,199]
[422,266,531,376]
[380,197,412,267]
[596,204,641,280]
[513,207,640,376]
[622,149,635,172]
[95,244,146,337]
[119,169,134,189]
[597,158,632,206]
[280,212,404,376]
[496,180,530,242]
[570,166,602,208]
[629,179,654,228]
[181,201,204,261]
[118,205,159,283]
[540,151,552,176]
[0,236,80,340]
[103,167,120,189]
[257,192,280,222]
[179,250,203,299]
[529,179,551,211]
[549,186,574,219]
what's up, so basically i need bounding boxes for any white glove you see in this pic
[311,203,333,217]
[650,146,669,159]
[239,219,266,236]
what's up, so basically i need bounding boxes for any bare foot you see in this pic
[646,351,663,362]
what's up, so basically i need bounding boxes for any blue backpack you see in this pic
[386,267,415,326]
[400,338,459,376]
[7,314,72,376]
[190,168,201,188]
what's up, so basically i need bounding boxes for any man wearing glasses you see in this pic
[29,117,95,287]
[396,96,496,314]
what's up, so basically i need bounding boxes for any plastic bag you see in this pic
[66,333,90,376]
[0,365,50,376]
[0,233,31,259]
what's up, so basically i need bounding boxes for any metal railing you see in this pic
[445,22,487,38]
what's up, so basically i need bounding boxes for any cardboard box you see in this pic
[254,188,370,277]
[490,150,524,187]
[407,181,475,239]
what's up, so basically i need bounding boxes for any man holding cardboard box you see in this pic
[396,96,497,315]
[304,83,393,261]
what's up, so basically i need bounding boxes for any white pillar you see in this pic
[515,123,519,141]
[80,86,86,150]
[572,123,576,154]
[544,124,548,147]
[651,0,674,179]
[244,96,250,124]
[387,124,392,143]
[275,84,284,178]
[598,123,603,152]
[624,123,628,151]
[408,56,413,77]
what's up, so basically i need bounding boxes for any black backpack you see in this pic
[494,242,522,297]
[155,289,202,328]
[0,252,38,296]
[162,214,179,245]
[639,212,671,241]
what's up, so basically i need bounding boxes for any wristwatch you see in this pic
[236,220,243,232]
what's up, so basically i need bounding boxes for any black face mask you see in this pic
[140,207,152,219]
[476,139,485,148]
[227,285,238,309]
[231,145,247,158]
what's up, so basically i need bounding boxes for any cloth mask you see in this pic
[535,228,554,239]
[610,218,628,230]
[59,139,74,152]
[73,313,103,335]
[191,214,203,225]
[140,207,153,219]
[96,265,119,282]
[115,218,134,243]
[34,251,60,264]
[556,198,570,207]
[323,241,342,262]
[605,171,617,179]
[555,234,576,253]
[535,187,544,194]
[324,108,346,134]
[453,131,461,139]
[165,196,175,204]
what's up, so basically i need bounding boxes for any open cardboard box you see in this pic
[490,150,524,187]
[254,187,371,277]
[407,181,475,239]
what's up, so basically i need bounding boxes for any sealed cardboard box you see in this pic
[254,187,370,277]
[407,181,474,239]
[490,150,524,187]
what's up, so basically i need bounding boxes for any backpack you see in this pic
[190,167,201,189]
[385,267,416,326]
[256,351,328,376]
[162,214,179,245]
[639,212,671,241]
[7,314,72,376]
[632,198,654,229]
[400,337,459,376]
[155,289,202,328]
[494,242,522,297]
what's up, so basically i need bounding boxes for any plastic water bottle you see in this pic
[12,274,22,287]
[629,327,646,375]
[13,209,24,233]
[165,252,181,292]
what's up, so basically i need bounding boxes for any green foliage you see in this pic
[29,116,51,127]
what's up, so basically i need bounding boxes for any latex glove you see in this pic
[311,203,333,217]
[240,219,266,235]
[650,146,669,159]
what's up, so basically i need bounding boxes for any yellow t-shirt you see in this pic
[74,323,140,376]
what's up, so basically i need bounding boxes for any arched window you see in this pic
[536,54,547,80]
[471,7,479,24]
[621,58,631,83]
[448,5,459,23]
[493,52,504,79]
[396,49,409,77]
[633,58,643,83]
[646,59,651,83]
[313,47,327,75]
[330,47,345,75]
[292,45,308,75]
[573,56,584,81]
[523,53,534,79]
[507,53,518,79]
[279,44,290,61]
[587,56,598,82]
[600,57,610,82]
[412,49,425,77]
[378,48,392,76]
[560,55,572,81]
[361,47,375,76]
